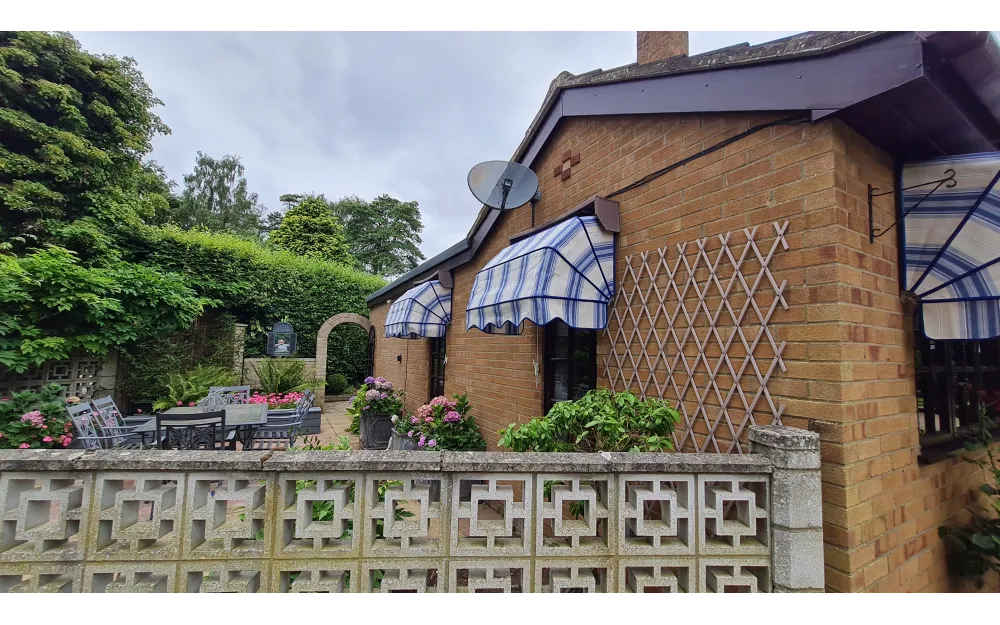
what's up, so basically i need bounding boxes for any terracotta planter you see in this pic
[387,430,417,451]
[360,411,393,450]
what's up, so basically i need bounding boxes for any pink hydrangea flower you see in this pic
[424,416,433,423]
[176,401,183,406]
[43,436,53,443]
[188,401,196,407]
[20,411,45,427]
[428,439,437,448]
[444,411,461,422]
[19,443,30,449]
[407,430,414,437]
[410,416,418,424]
[417,438,425,447]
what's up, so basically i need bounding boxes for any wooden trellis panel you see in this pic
[602,222,789,454]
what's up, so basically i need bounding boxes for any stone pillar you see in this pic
[749,425,825,592]
[233,323,248,375]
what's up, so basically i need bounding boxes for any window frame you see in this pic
[428,334,446,401]
[543,320,598,414]
[912,305,1000,463]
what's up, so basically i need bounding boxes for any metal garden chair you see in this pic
[207,385,251,404]
[156,410,227,450]
[243,392,314,450]
[68,402,144,450]
[91,395,154,447]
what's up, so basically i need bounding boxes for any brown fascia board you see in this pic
[509,196,619,243]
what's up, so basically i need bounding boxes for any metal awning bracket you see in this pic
[868,169,956,243]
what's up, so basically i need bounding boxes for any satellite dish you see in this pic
[468,160,539,211]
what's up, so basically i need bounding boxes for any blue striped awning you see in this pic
[385,280,452,339]
[903,152,1000,339]
[466,214,615,335]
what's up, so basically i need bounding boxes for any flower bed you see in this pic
[249,391,304,410]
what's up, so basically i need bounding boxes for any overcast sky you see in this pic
[72,31,801,259]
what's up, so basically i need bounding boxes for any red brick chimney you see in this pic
[637,31,689,65]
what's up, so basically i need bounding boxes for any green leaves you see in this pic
[330,194,425,278]
[498,388,680,453]
[268,196,352,265]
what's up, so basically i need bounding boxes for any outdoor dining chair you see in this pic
[243,392,313,450]
[207,385,251,404]
[91,395,154,447]
[156,410,227,450]
[68,402,145,450]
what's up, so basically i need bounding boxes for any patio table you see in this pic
[133,404,267,449]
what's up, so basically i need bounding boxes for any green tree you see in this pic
[268,196,352,265]
[173,152,265,238]
[0,31,170,247]
[331,194,425,277]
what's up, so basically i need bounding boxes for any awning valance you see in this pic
[466,214,615,335]
[384,280,451,339]
[902,152,1000,340]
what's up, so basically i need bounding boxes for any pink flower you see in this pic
[0,433,4,439]
[428,439,437,448]
[20,411,45,427]
[176,401,183,406]
[188,401,196,406]
[43,436,53,443]
[19,443,30,449]
[407,430,414,438]
[417,438,425,447]
[40,425,47,429]
[410,416,418,424]
[136,409,143,414]
[380,392,388,400]
[424,416,433,423]
[444,410,461,422]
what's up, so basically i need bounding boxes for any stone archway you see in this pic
[315,312,372,385]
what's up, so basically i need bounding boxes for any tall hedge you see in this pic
[119,224,385,381]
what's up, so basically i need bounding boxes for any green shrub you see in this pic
[0,384,74,449]
[938,405,1000,588]
[248,358,322,395]
[498,388,679,452]
[152,365,239,411]
[328,373,349,395]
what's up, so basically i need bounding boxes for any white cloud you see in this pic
[72,31,801,258]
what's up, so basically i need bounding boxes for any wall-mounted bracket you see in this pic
[869,169,956,243]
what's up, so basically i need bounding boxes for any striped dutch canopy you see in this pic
[384,280,452,339]
[466,215,615,335]
[903,152,1000,339]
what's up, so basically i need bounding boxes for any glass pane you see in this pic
[551,321,570,359]
[573,329,594,363]
[573,363,594,400]
[551,363,569,401]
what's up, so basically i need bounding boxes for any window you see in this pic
[913,306,1000,462]
[544,320,597,413]
[429,335,446,400]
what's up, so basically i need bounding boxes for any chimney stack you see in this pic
[637,31,689,65]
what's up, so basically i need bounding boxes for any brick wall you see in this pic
[369,110,997,592]
[369,302,430,416]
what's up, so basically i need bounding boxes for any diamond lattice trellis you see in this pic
[602,222,789,454]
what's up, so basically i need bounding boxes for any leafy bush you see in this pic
[325,324,369,385]
[498,388,679,452]
[397,393,486,451]
[938,405,1000,588]
[328,373,349,395]
[249,358,322,395]
[151,365,239,411]
[0,384,74,449]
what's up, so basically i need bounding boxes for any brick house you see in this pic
[366,31,1000,592]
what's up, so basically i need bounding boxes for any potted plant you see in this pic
[387,413,418,451]
[352,377,403,450]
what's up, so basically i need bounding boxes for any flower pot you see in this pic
[387,430,417,451]
[360,411,393,450]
